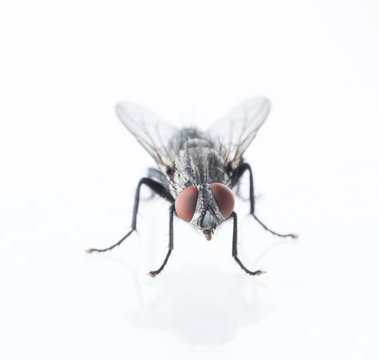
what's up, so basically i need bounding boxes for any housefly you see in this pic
[87,97,296,276]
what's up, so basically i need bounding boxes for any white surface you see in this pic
[1,1,378,359]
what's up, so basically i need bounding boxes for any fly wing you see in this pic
[116,101,180,171]
[208,97,270,169]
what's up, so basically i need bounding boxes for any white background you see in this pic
[1,0,378,359]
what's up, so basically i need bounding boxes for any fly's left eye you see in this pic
[211,183,235,218]
[175,185,199,222]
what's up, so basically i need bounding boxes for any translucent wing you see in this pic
[208,97,270,169]
[116,101,180,171]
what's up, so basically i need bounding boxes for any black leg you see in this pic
[149,205,175,277]
[232,162,297,239]
[87,177,174,254]
[230,212,265,276]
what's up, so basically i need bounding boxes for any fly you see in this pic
[87,97,296,276]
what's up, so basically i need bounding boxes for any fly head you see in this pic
[174,183,235,240]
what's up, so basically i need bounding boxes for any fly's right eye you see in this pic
[211,183,234,218]
[175,186,198,222]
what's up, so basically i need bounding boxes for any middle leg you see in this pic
[233,162,297,239]
[87,177,174,254]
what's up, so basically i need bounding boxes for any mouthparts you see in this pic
[203,230,212,240]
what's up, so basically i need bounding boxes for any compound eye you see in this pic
[175,185,198,222]
[211,183,235,218]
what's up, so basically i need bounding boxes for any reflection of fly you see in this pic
[88,97,296,276]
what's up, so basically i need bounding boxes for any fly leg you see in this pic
[233,163,297,239]
[144,168,170,200]
[87,177,174,254]
[149,205,175,277]
[230,212,265,276]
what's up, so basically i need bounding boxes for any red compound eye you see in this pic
[211,183,235,218]
[175,185,198,222]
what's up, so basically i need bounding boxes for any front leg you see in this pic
[149,205,175,277]
[230,212,265,276]
[232,162,297,239]
[87,177,174,254]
